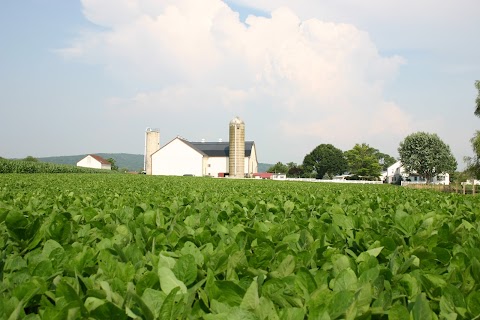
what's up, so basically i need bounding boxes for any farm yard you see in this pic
[1,174,480,319]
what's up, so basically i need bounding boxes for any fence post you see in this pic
[463,183,466,195]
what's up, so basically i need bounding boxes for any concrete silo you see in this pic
[229,116,245,178]
[144,128,160,175]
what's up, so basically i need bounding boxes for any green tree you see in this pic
[344,143,383,178]
[398,132,457,183]
[376,152,396,171]
[267,162,288,174]
[22,156,38,162]
[465,81,480,178]
[303,144,347,179]
[107,158,119,171]
[475,80,480,117]
[465,131,480,179]
[286,162,304,178]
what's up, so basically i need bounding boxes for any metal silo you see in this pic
[229,116,245,178]
[144,128,160,175]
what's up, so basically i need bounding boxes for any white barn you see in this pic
[151,137,258,177]
[77,154,111,170]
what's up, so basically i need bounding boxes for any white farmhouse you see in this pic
[151,137,258,177]
[385,160,450,185]
[77,154,112,170]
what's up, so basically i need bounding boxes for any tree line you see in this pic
[269,133,459,182]
[271,104,480,183]
[464,80,480,179]
[267,143,396,180]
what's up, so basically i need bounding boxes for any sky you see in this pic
[1,0,479,168]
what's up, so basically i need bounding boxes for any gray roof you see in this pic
[190,141,254,157]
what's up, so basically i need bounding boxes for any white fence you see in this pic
[280,178,383,184]
[401,181,449,186]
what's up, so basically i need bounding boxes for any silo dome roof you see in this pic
[230,116,244,125]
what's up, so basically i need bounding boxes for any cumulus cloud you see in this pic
[61,0,412,161]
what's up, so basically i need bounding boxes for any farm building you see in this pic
[384,160,450,185]
[76,154,111,170]
[147,117,258,177]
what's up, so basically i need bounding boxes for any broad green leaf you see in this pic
[432,247,450,265]
[332,268,357,292]
[158,253,177,269]
[42,239,63,258]
[332,214,354,230]
[270,255,295,278]
[295,267,317,296]
[328,290,355,319]
[126,285,155,320]
[356,283,372,310]
[158,267,187,295]
[365,247,384,258]
[135,271,160,296]
[180,241,204,267]
[442,284,466,317]
[394,210,416,236]
[5,210,29,241]
[412,293,433,320]
[240,279,259,311]
[471,257,480,283]
[388,304,410,320]
[279,307,305,320]
[214,281,246,306]
[332,255,353,276]
[7,298,25,320]
[284,201,295,215]
[173,254,197,286]
[49,212,73,243]
[397,255,420,275]
[256,297,279,320]
[399,274,420,299]
[358,266,380,285]
[3,255,27,272]
[159,287,181,320]
[85,298,127,320]
[467,291,480,318]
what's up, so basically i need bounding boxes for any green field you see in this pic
[1,174,480,319]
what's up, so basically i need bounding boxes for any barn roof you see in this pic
[190,141,255,157]
[88,154,111,165]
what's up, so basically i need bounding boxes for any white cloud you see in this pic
[62,0,413,161]
[228,0,480,52]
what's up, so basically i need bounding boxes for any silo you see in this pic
[229,116,245,178]
[145,128,160,175]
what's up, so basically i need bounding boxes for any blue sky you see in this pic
[1,0,479,169]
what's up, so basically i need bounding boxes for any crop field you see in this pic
[1,174,480,319]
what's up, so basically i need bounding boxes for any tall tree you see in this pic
[465,81,480,177]
[107,158,119,171]
[344,143,383,178]
[475,80,480,117]
[376,152,396,171]
[267,162,288,174]
[303,144,347,179]
[286,162,304,178]
[464,131,480,179]
[23,156,38,162]
[398,132,457,183]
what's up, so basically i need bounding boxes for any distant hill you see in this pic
[258,163,273,172]
[39,153,144,171]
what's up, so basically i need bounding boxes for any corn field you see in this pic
[0,159,115,174]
